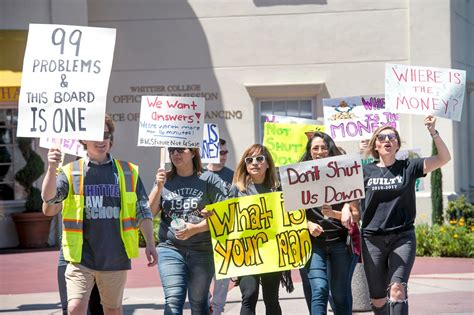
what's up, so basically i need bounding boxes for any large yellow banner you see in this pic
[263,122,324,167]
[205,192,312,279]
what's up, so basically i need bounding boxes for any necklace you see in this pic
[378,162,396,178]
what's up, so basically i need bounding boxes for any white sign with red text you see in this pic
[279,154,365,211]
[385,64,466,121]
[137,96,205,148]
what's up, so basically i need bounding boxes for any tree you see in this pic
[431,140,443,225]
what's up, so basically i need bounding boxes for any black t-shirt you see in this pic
[306,203,347,245]
[361,158,426,236]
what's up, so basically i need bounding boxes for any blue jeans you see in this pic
[307,241,355,315]
[158,246,215,315]
[211,277,230,315]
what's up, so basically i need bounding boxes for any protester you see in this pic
[149,146,227,315]
[324,145,362,313]
[201,138,234,315]
[228,144,292,315]
[300,132,359,315]
[42,202,104,315]
[41,115,157,315]
[361,115,450,315]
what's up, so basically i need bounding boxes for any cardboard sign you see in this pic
[17,24,116,140]
[39,137,86,157]
[206,192,311,279]
[137,96,205,148]
[323,95,400,142]
[279,154,365,211]
[263,122,325,167]
[200,123,220,163]
[385,64,466,121]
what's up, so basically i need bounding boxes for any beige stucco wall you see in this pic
[2,0,472,226]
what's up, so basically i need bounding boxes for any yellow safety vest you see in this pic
[61,158,140,263]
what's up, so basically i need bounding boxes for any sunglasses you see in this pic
[244,155,266,165]
[376,133,397,141]
[168,147,187,154]
[220,150,229,156]
[103,131,113,140]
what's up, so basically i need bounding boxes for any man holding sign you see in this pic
[41,115,157,315]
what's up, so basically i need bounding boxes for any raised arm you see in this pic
[148,168,166,216]
[423,115,451,174]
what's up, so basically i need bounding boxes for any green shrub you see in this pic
[445,194,474,230]
[416,223,473,258]
[139,216,160,247]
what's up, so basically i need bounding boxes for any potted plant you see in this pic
[11,137,52,248]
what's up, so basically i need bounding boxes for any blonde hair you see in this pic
[367,126,401,160]
[233,144,279,192]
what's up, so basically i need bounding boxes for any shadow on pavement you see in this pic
[0,302,61,313]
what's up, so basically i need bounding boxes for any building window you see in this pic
[258,99,313,142]
[0,108,18,200]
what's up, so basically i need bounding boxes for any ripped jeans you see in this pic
[361,229,416,315]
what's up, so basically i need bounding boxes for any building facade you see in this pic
[0,0,473,247]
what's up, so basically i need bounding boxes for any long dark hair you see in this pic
[300,131,342,161]
[167,147,202,180]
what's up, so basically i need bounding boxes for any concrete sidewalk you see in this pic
[1,249,473,314]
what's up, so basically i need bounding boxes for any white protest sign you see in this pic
[137,96,205,148]
[279,154,365,211]
[39,138,86,157]
[200,123,220,163]
[17,24,116,140]
[323,95,400,142]
[385,64,466,121]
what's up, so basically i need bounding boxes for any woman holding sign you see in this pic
[361,115,450,315]
[300,131,360,315]
[229,144,292,315]
[149,147,227,315]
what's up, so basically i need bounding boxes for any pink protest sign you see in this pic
[385,64,466,121]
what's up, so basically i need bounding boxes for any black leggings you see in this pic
[239,271,282,315]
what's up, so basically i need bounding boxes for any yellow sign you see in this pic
[206,192,312,279]
[0,87,20,103]
[263,122,325,167]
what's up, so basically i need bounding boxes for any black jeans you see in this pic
[362,229,416,315]
[238,271,282,315]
